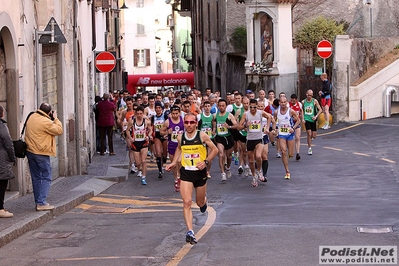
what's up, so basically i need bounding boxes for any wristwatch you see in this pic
[204,160,209,165]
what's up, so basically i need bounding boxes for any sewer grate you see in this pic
[85,205,130,213]
[357,227,393,233]
[34,232,73,239]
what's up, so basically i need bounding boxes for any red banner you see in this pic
[127,72,194,94]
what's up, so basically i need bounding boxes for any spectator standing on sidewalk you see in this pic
[319,73,332,129]
[97,93,116,155]
[0,105,16,218]
[25,103,63,211]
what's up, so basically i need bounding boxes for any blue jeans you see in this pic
[26,151,52,205]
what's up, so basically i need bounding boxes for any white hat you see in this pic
[163,97,170,103]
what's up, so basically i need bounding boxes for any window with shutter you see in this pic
[133,49,139,67]
[146,49,151,66]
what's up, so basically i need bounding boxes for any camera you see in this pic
[49,111,55,121]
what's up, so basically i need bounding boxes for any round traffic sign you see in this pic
[317,40,333,59]
[95,51,116,73]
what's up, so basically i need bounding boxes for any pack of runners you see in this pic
[104,87,328,244]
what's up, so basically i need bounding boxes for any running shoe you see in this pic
[235,157,239,165]
[271,141,276,146]
[284,172,291,180]
[226,168,232,178]
[141,177,147,185]
[185,230,197,244]
[137,171,142,177]
[252,176,258,187]
[276,152,282,158]
[150,154,154,162]
[238,166,244,175]
[207,173,212,179]
[221,173,227,182]
[325,124,331,129]
[158,172,163,179]
[308,148,312,155]
[200,203,207,213]
[296,153,301,161]
[244,166,250,177]
[174,179,180,192]
[130,164,137,174]
[258,171,266,182]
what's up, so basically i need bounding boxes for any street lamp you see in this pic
[120,0,129,9]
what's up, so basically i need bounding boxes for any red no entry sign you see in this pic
[317,40,333,59]
[95,51,116,73]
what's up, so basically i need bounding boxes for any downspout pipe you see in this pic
[92,1,96,51]
[73,0,82,174]
[383,86,398,117]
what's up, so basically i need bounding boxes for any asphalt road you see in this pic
[0,118,398,266]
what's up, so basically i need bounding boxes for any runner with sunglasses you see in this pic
[160,105,184,191]
[165,113,218,245]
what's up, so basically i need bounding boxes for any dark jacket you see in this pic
[97,100,116,127]
[0,119,16,180]
[321,79,331,98]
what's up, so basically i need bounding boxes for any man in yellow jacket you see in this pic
[25,103,63,211]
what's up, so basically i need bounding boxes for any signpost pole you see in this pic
[323,59,326,73]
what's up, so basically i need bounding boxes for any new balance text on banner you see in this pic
[319,246,397,265]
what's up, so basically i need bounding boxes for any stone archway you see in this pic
[0,13,21,193]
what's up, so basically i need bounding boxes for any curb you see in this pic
[0,190,93,248]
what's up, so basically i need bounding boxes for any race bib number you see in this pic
[279,125,291,135]
[248,120,261,132]
[171,130,182,142]
[154,121,163,131]
[183,153,200,170]
[202,127,213,137]
[305,106,313,116]
[135,129,146,141]
[217,123,228,135]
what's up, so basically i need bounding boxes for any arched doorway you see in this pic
[0,14,21,194]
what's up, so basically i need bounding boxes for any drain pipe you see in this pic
[73,0,81,174]
[383,86,398,117]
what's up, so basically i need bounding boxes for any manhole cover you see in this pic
[34,232,73,239]
[357,227,393,233]
[85,205,130,213]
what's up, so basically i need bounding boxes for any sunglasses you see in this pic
[249,106,257,109]
[184,120,196,125]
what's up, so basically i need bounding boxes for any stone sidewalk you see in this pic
[0,133,131,247]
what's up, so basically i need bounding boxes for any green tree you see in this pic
[294,16,346,69]
[294,16,345,46]
[230,26,247,53]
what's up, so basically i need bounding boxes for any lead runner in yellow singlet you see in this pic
[165,113,218,245]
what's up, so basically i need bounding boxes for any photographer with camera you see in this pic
[25,103,63,211]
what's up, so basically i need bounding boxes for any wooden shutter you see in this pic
[133,49,138,67]
[146,49,151,66]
